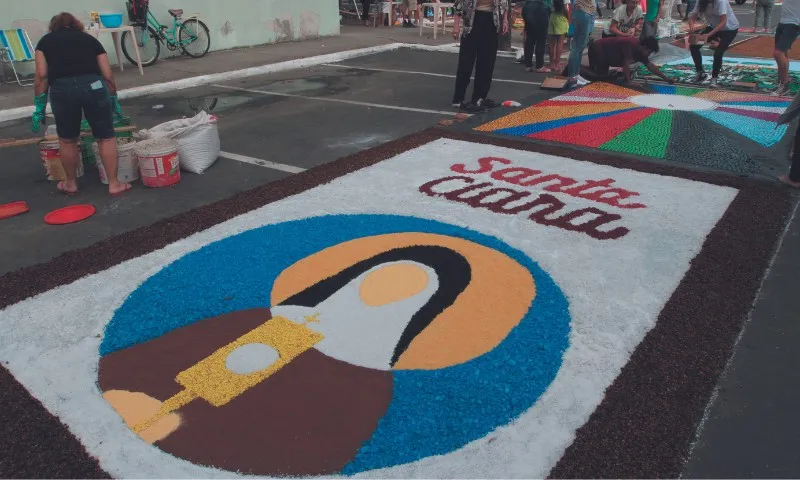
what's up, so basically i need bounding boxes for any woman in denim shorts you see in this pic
[33,12,131,196]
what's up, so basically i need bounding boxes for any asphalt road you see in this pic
[1,44,798,478]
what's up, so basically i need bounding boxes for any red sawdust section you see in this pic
[728,34,800,60]
[531,107,655,147]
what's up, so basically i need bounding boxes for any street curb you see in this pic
[0,42,471,124]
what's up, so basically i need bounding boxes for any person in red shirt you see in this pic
[580,35,674,84]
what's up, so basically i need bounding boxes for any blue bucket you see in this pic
[99,13,124,28]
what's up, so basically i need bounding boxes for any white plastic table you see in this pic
[88,26,144,76]
[373,1,403,26]
[420,3,455,39]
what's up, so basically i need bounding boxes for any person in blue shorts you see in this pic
[33,12,131,196]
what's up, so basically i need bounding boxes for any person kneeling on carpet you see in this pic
[33,12,131,196]
[577,36,674,84]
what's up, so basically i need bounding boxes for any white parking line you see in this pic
[320,63,544,86]
[212,84,460,116]
[218,151,307,173]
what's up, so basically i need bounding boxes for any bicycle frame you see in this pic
[137,9,198,48]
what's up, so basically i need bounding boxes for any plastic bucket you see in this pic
[93,142,140,184]
[135,138,180,188]
[39,140,84,181]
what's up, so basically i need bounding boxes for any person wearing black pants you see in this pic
[362,0,373,24]
[523,0,550,71]
[689,0,739,87]
[452,0,510,113]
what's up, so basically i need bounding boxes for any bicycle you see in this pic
[121,1,211,67]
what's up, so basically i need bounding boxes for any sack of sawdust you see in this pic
[137,111,220,174]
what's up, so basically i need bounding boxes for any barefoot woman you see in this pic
[33,12,131,196]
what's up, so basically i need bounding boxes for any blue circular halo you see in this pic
[101,214,571,474]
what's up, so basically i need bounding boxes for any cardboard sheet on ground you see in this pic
[0,131,789,478]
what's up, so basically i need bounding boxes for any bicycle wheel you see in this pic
[121,25,161,67]
[179,19,211,58]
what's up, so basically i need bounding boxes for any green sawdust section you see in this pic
[634,64,800,94]
[600,110,673,158]
[675,86,703,96]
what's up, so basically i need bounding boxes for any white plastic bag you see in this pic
[137,111,220,174]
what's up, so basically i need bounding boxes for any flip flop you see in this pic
[57,181,78,196]
[110,183,132,197]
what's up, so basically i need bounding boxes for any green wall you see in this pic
[5,0,339,63]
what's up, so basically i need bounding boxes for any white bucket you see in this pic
[135,137,181,188]
[93,142,140,184]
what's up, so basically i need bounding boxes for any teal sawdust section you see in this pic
[694,109,788,147]
[600,109,673,158]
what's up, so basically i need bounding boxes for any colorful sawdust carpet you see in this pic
[0,130,791,478]
[635,62,800,95]
[476,82,790,173]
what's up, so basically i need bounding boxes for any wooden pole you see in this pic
[0,126,138,149]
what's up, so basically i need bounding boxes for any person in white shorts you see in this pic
[604,0,644,37]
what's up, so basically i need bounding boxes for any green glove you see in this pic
[110,95,123,117]
[32,93,48,134]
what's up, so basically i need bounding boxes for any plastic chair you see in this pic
[0,29,35,86]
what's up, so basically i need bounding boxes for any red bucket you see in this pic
[39,140,84,181]
[135,138,180,188]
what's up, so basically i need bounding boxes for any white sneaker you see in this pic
[772,83,790,97]
[709,78,719,88]
[576,75,590,85]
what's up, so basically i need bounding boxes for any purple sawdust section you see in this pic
[717,106,781,123]
[0,129,792,478]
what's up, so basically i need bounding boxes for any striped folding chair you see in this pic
[0,28,35,86]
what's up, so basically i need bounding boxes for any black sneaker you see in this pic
[403,20,413,28]
[459,102,487,113]
[476,98,500,109]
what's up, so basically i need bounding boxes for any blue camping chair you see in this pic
[0,28,35,86]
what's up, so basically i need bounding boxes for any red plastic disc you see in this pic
[0,201,29,220]
[44,204,96,225]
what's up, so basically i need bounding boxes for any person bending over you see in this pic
[689,0,739,87]
[33,12,131,196]
[581,35,674,84]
